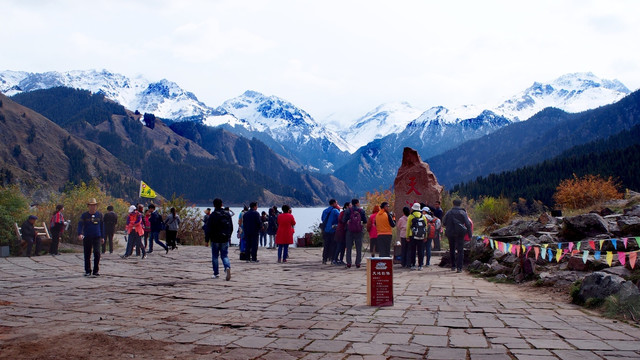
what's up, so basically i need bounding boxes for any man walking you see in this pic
[243,202,262,262]
[442,199,472,273]
[103,205,117,254]
[207,198,233,280]
[321,199,340,264]
[341,198,367,268]
[78,198,104,277]
[147,204,168,254]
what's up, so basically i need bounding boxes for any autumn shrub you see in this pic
[474,196,514,232]
[0,185,29,253]
[364,189,394,215]
[34,180,130,245]
[553,174,622,210]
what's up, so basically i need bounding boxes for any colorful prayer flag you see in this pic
[618,252,626,266]
[582,250,588,264]
[630,252,637,269]
[606,252,613,266]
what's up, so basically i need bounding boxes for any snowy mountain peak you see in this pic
[494,72,630,121]
[221,91,353,153]
[340,102,423,149]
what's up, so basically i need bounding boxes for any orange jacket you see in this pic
[375,210,394,235]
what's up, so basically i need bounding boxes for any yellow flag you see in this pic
[139,181,157,199]
[606,251,613,267]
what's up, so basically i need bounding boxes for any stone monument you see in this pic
[393,147,443,217]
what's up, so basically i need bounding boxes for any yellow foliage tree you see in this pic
[364,189,395,216]
[553,174,622,210]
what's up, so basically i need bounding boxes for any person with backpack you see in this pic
[375,202,396,258]
[422,206,440,266]
[320,199,340,264]
[367,205,379,258]
[147,204,168,254]
[406,203,427,270]
[442,198,473,273]
[49,204,65,255]
[341,198,367,269]
[207,198,233,280]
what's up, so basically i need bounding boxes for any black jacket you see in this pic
[21,220,36,241]
[442,206,472,238]
[207,208,233,243]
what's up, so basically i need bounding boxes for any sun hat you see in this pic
[422,206,431,213]
[128,205,136,213]
[411,203,421,211]
[87,198,98,205]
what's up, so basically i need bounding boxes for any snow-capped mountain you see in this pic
[0,69,213,121]
[339,102,423,149]
[215,90,352,171]
[494,72,630,121]
[334,72,632,194]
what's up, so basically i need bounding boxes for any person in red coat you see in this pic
[275,204,296,263]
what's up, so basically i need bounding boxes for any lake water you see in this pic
[197,206,325,245]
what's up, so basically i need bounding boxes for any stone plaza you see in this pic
[1,241,640,359]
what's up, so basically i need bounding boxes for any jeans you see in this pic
[268,234,275,248]
[409,237,424,267]
[148,231,168,252]
[83,236,101,274]
[103,230,115,253]
[278,244,289,261]
[449,236,465,270]
[322,231,335,262]
[211,242,230,276]
[345,231,363,266]
[259,232,267,247]
[377,234,392,258]
[425,238,432,265]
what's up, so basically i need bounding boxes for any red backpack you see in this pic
[427,218,437,239]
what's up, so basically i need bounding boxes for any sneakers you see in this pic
[346,264,351,269]
[84,272,91,277]
[141,254,147,259]
[418,266,423,271]
[92,273,100,277]
[356,264,361,268]
[410,266,417,270]
[456,269,462,273]
[225,268,231,281]
[212,274,219,279]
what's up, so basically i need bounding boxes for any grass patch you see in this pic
[569,280,582,304]
[603,295,640,321]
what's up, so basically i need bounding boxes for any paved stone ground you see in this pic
[1,240,640,359]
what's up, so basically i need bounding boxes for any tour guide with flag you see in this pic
[140,181,157,199]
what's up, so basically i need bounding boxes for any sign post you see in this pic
[367,257,394,307]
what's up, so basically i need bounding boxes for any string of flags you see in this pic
[482,236,640,268]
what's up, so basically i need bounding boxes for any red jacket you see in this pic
[275,213,296,245]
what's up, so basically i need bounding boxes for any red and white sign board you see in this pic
[367,257,394,307]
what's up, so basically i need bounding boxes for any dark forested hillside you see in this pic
[7,87,349,205]
[452,124,640,205]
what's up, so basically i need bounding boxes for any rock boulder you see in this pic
[392,147,443,217]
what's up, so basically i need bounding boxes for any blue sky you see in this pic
[2,0,639,125]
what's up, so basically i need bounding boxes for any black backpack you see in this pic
[411,212,427,240]
[214,210,232,239]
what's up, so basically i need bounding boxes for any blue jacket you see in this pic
[149,211,164,232]
[78,211,104,238]
[321,206,340,234]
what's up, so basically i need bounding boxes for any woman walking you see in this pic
[275,204,296,263]
[165,207,180,250]
[123,205,146,259]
